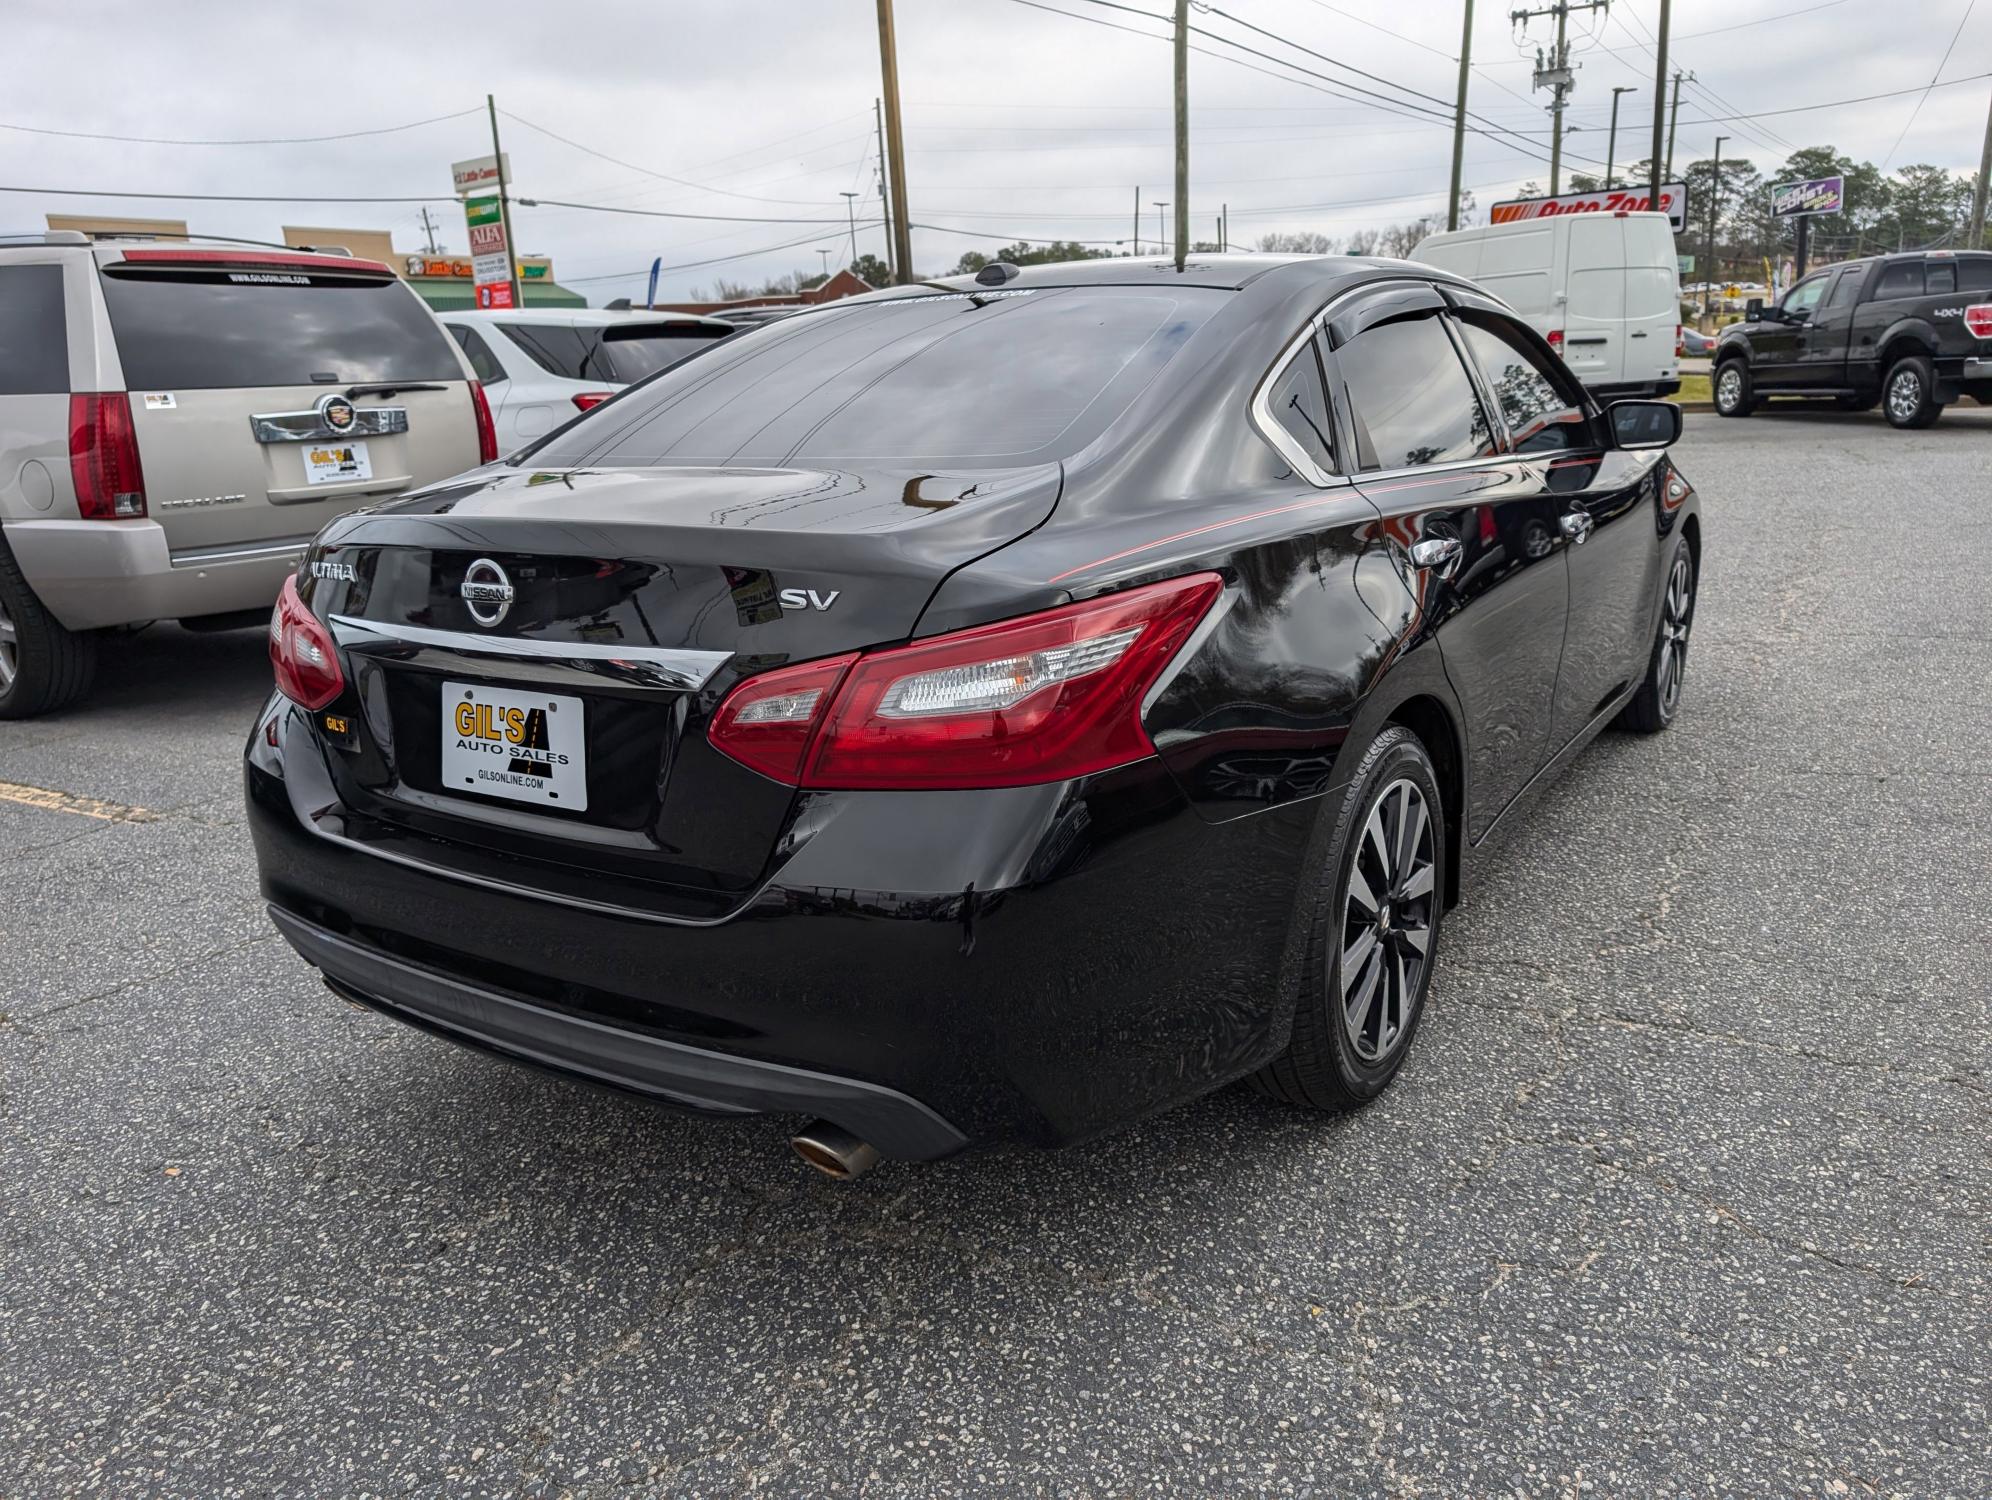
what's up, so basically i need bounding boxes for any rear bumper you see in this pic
[247,700,1320,1155]
[269,905,968,1160]
[1,518,305,630]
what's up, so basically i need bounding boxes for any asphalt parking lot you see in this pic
[3,408,1988,1498]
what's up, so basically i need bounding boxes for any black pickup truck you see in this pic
[1711,249,1992,427]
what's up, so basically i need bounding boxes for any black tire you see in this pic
[1615,537,1696,735]
[1250,725,1445,1112]
[0,537,98,720]
[1713,357,1754,417]
[1882,354,1942,429]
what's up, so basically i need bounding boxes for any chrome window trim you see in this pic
[328,614,732,693]
[251,406,409,444]
[1249,277,1445,490]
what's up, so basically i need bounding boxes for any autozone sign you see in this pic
[1490,182,1689,234]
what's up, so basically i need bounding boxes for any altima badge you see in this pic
[461,558,515,627]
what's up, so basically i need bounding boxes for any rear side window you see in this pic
[1960,259,1992,292]
[1263,338,1336,474]
[450,325,507,383]
[497,323,593,380]
[99,267,463,390]
[0,264,69,395]
[532,287,1221,470]
[1925,262,1957,295]
[1872,262,1924,300]
[1455,317,1589,455]
[1331,314,1492,470]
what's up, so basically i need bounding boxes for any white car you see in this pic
[439,308,736,449]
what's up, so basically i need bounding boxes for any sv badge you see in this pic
[778,588,842,611]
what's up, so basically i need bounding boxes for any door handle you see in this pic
[1559,511,1594,544]
[1630,331,1649,338]
[1407,536,1463,572]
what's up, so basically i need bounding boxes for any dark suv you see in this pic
[1711,250,1992,427]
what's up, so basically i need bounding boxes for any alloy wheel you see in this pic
[1656,549,1694,717]
[1887,369,1921,424]
[1716,365,1743,411]
[0,595,17,693]
[1340,778,1436,1063]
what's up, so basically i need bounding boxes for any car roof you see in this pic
[442,307,727,328]
[835,253,1475,304]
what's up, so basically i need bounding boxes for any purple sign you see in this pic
[1771,175,1845,218]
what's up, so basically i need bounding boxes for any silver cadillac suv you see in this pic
[0,233,496,716]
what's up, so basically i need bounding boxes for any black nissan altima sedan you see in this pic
[248,255,1702,1177]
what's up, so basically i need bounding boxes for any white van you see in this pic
[1412,211,1681,398]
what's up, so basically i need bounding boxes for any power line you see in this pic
[514,198,862,225]
[498,109,860,209]
[563,225,887,285]
[0,184,453,204]
[1879,0,1977,170]
[0,107,482,147]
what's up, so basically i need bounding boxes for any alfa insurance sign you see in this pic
[463,193,514,310]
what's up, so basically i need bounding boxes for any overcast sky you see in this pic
[6,0,1987,303]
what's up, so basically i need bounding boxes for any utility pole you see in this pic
[875,1,915,283]
[486,95,523,312]
[1221,202,1228,251]
[1703,135,1727,324]
[873,100,895,282]
[1971,84,1992,249]
[1512,0,1608,197]
[1648,0,1671,207]
[418,206,440,256]
[1153,201,1169,252]
[1448,0,1475,230]
[1664,69,1692,182]
[840,191,859,270]
[1134,186,1141,256]
[1606,86,1635,188]
[1173,0,1189,270]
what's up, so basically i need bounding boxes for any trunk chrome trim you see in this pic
[250,406,409,443]
[328,614,732,692]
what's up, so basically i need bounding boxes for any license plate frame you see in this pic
[441,681,588,811]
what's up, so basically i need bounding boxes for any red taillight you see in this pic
[706,652,858,785]
[269,574,345,711]
[470,381,499,464]
[571,391,614,412]
[1965,304,1992,339]
[68,393,147,520]
[708,574,1224,790]
[1546,329,1566,356]
[1675,323,1684,357]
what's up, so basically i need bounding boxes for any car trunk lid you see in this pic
[300,460,1061,913]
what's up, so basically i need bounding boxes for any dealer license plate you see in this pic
[304,440,372,485]
[441,681,587,811]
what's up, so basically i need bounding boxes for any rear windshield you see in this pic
[498,321,733,384]
[99,267,464,390]
[525,286,1222,470]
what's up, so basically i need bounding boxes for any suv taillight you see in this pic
[708,574,1223,790]
[470,381,499,463]
[1675,323,1684,357]
[571,391,614,412]
[1965,304,1992,339]
[68,393,147,519]
[1546,329,1566,357]
[269,574,345,711]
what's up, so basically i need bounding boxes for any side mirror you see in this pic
[1745,298,1765,322]
[1610,400,1682,450]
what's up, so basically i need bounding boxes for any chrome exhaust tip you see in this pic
[791,1121,882,1180]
